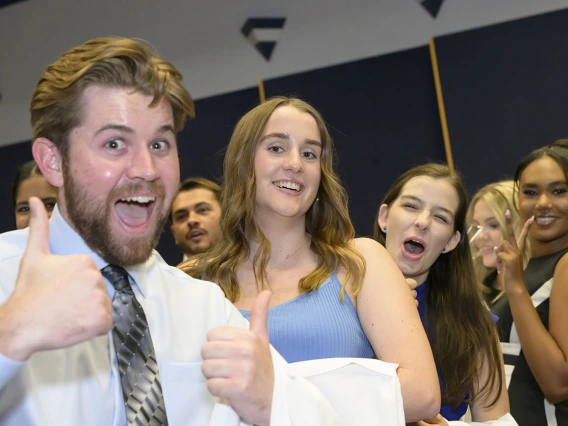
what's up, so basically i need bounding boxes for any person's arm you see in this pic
[411,413,519,426]
[497,212,568,404]
[506,252,568,403]
[351,237,440,422]
[547,253,568,402]
[469,338,510,421]
[505,270,568,404]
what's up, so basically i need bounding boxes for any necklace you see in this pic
[263,237,311,273]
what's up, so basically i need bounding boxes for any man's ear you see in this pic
[444,230,461,254]
[32,138,64,187]
[377,204,389,232]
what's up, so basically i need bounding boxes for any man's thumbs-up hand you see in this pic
[201,291,274,426]
[0,197,112,361]
[248,290,271,340]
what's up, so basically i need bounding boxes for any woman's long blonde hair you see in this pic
[180,97,365,302]
[466,180,530,305]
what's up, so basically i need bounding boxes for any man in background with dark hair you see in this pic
[170,177,222,260]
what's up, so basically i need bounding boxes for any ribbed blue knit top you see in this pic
[239,272,375,363]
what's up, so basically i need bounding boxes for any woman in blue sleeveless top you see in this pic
[374,164,511,424]
[182,97,440,422]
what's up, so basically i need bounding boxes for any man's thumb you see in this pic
[249,290,271,339]
[25,197,51,256]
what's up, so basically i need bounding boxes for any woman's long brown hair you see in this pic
[180,97,365,303]
[374,163,503,408]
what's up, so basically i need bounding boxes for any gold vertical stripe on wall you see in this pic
[429,37,455,173]
[258,80,266,103]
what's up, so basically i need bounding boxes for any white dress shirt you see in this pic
[0,207,342,426]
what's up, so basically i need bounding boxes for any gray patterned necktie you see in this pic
[101,264,168,426]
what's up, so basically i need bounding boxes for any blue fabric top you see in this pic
[240,272,375,363]
[417,282,468,420]
[416,281,499,420]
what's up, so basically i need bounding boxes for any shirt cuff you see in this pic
[0,351,25,386]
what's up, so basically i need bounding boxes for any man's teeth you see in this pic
[535,217,555,225]
[120,196,156,203]
[275,181,300,191]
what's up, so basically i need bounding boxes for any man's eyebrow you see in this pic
[94,124,175,135]
[157,124,175,134]
[172,208,188,216]
[95,124,134,135]
[194,202,212,209]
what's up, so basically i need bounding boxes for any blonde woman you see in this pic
[181,96,440,421]
[467,181,529,309]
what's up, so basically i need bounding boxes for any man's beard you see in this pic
[63,165,167,266]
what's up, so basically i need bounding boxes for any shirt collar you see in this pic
[183,253,190,262]
[49,205,152,297]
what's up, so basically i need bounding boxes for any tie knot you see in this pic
[101,264,131,292]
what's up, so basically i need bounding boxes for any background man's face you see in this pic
[170,188,222,256]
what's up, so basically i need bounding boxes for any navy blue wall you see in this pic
[436,7,568,195]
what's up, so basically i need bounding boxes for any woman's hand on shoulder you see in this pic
[407,278,419,307]
[177,257,197,268]
[177,257,199,275]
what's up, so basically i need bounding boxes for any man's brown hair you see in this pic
[30,37,195,160]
